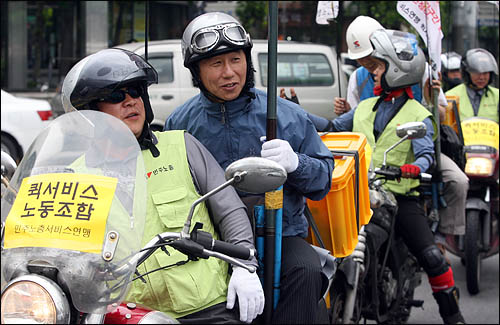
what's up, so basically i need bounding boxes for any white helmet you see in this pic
[441,52,462,71]
[346,16,385,60]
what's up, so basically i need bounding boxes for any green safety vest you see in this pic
[353,97,436,195]
[125,130,229,318]
[446,84,499,123]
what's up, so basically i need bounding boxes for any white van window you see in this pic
[258,53,334,87]
[148,55,174,84]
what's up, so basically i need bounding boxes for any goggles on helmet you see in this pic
[99,85,144,104]
[190,22,248,54]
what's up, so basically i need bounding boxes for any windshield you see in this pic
[1,110,147,313]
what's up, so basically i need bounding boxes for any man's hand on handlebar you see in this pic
[400,164,421,179]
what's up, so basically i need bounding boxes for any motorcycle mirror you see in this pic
[225,157,287,194]
[1,151,17,180]
[396,122,427,139]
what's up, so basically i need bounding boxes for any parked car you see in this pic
[114,39,347,130]
[1,89,53,162]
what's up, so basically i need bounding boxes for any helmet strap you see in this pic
[138,123,160,157]
[138,85,160,157]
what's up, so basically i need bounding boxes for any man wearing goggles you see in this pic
[165,12,334,324]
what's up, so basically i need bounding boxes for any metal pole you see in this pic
[144,1,149,61]
[264,1,279,323]
[266,1,278,140]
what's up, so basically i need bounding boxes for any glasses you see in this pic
[191,22,248,54]
[101,86,144,104]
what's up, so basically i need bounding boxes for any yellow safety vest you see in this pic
[446,84,499,123]
[353,97,436,195]
[126,130,229,318]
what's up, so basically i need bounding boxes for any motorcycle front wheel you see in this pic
[465,209,482,295]
[329,275,363,324]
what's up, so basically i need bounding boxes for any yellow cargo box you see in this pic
[444,95,461,135]
[307,132,372,257]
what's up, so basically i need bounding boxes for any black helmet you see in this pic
[181,12,255,100]
[461,48,498,87]
[61,48,160,156]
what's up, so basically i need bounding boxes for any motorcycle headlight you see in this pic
[465,157,495,176]
[1,275,70,324]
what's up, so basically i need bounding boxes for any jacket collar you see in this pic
[198,88,255,116]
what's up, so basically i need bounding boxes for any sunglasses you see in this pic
[101,86,144,104]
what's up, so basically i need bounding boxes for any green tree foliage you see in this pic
[236,1,268,39]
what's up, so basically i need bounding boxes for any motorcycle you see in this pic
[1,110,287,324]
[330,121,432,324]
[439,116,499,295]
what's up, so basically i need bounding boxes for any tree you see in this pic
[236,1,268,39]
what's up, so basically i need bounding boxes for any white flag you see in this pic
[316,1,339,25]
[396,1,443,78]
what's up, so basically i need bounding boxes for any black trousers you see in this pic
[270,236,329,324]
[178,237,328,324]
[394,195,442,270]
[178,302,242,324]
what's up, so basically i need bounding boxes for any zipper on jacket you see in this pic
[220,103,226,124]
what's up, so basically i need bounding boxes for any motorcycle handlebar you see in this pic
[374,166,433,182]
[191,229,254,261]
[116,231,256,277]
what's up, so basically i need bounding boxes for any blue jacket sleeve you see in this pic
[411,117,435,172]
[286,116,334,201]
[331,108,355,132]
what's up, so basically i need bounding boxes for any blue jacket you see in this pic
[164,88,334,237]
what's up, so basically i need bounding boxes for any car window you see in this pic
[148,55,174,84]
[258,53,334,87]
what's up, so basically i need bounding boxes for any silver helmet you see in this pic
[462,48,498,86]
[181,12,252,68]
[369,29,425,91]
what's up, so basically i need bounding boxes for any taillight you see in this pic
[37,110,53,121]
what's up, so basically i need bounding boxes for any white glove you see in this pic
[260,138,299,173]
[226,266,265,323]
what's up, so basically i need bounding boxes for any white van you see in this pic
[116,39,347,130]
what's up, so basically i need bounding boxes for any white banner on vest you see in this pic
[396,1,443,79]
[316,1,339,25]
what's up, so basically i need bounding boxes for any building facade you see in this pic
[1,1,202,91]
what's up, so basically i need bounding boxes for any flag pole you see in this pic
[264,2,281,323]
[424,1,442,176]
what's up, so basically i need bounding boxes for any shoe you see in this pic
[433,287,466,324]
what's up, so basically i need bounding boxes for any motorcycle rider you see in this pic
[303,15,469,258]
[61,48,264,324]
[441,51,463,92]
[320,29,466,324]
[446,48,499,123]
[164,12,334,324]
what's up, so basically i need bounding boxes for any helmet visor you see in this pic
[191,23,247,54]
